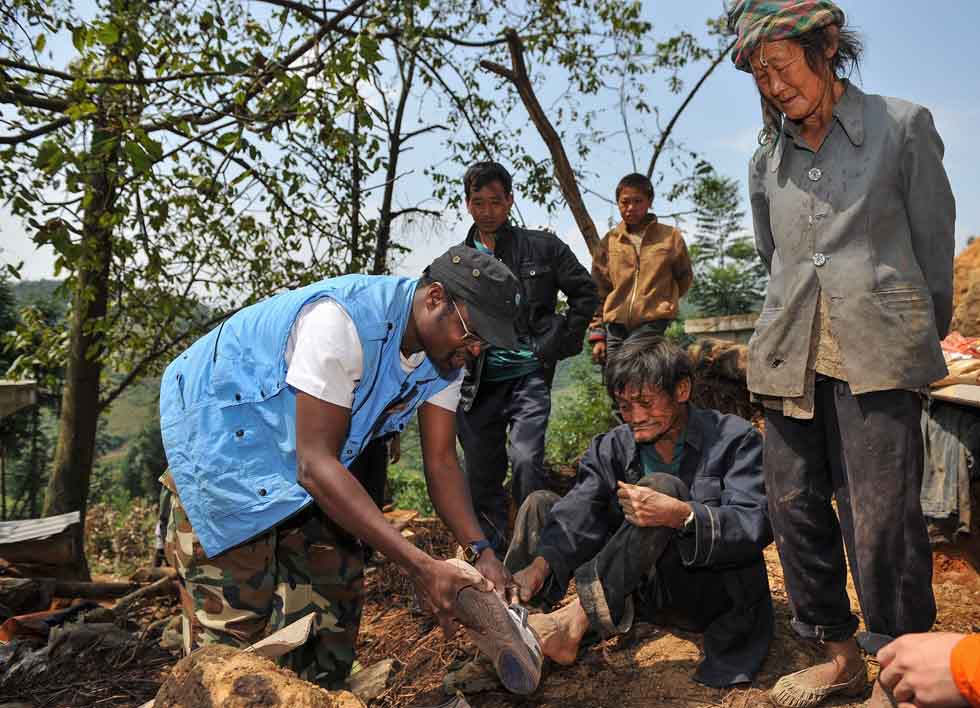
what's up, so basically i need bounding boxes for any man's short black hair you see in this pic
[605,333,693,400]
[615,173,654,201]
[464,161,513,200]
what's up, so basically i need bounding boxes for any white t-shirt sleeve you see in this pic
[425,370,464,412]
[285,299,362,408]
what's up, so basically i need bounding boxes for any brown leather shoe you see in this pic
[448,559,542,695]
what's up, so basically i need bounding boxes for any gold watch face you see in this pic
[464,545,479,564]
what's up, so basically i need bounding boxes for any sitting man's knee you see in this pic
[637,473,688,500]
[522,489,560,513]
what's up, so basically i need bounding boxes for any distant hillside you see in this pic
[13,279,67,317]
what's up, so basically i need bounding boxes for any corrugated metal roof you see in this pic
[0,511,80,545]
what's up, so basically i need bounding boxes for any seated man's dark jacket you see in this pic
[459,223,598,410]
[536,406,774,686]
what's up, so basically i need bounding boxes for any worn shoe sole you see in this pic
[455,587,543,695]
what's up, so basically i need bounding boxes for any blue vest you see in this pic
[159,275,455,558]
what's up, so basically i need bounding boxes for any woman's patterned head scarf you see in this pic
[728,0,845,72]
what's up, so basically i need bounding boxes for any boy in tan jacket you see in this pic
[589,173,693,364]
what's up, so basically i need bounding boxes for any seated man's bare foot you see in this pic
[527,599,590,666]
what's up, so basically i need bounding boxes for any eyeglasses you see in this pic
[452,300,488,347]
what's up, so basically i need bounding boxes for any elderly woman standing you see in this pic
[729,2,955,707]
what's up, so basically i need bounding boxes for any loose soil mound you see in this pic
[155,644,364,708]
[357,525,980,708]
[951,238,980,337]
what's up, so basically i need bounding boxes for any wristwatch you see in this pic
[463,539,493,564]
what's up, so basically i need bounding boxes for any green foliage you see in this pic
[0,0,740,558]
[688,170,767,316]
[664,317,694,348]
[546,351,616,466]
[691,263,766,318]
[387,464,434,517]
[122,416,167,499]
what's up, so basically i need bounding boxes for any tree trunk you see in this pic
[372,44,416,275]
[28,402,40,517]
[349,109,364,274]
[1,441,6,521]
[43,110,120,580]
[480,30,600,257]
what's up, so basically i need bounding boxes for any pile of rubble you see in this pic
[0,569,180,707]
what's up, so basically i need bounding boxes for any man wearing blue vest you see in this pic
[159,246,521,689]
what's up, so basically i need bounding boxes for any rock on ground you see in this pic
[154,644,365,708]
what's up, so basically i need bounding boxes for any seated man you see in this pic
[507,333,774,687]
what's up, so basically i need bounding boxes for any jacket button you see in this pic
[808,167,822,181]
[235,393,242,401]
[235,430,244,437]
[770,358,783,368]
[258,488,267,497]
[812,252,827,267]
[345,449,352,455]
[529,270,536,276]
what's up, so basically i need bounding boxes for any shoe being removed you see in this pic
[446,559,543,695]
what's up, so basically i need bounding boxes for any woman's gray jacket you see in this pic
[747,82,955,396]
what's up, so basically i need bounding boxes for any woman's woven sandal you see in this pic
[770,664,867,708]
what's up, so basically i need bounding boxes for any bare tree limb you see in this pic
[0,84,70,112]
[646,38,735,179]
[0,116,70,144]
[480,29,600,256]
[390,206,440,219]
[0,57,251,85]
[618,75,637,173]
[409,47,495,161]
[373,36,417,274]
[401,123,447,142]
[253,0,330,24]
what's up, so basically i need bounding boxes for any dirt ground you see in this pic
[4,517,978,707]
[356,520,980,708]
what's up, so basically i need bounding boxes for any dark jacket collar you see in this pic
[464,221,516,250]
[781,80,865,148]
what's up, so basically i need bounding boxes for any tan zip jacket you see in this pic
[589,215,693,338]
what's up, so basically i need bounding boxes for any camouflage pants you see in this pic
[164,480,364,689]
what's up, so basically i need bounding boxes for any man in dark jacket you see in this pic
[456,161,598,556]
[507,334,774,687]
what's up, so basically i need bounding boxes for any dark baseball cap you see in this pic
[425,246,521,350]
